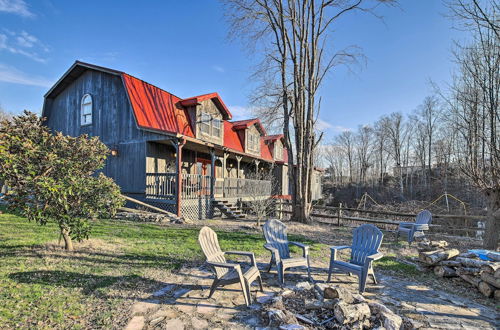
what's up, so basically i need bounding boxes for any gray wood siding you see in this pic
[43,69,171,195]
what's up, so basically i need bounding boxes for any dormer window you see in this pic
[81,94,92,125]
[275,142,283,160]
[199,112,222,139]
[200,112,211,134]
[212,118,221,137]
[247,132,259,152]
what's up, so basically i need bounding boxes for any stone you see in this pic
[165,318,184,330]
[125,316,145,330]
[196,303,218,315]
[152,284,175,297]
[131,300,159,315]
[191,317,209,329]
[150,308,178,320]
[150,316,165,326]
[176,303,195,314]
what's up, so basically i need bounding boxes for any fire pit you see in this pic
[261,282,405,330]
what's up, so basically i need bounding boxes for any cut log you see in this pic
[434,266,457,277]
[458,274,481,287]
[323,286,355,303]
[368,302,403,330]
[480,262,500,274]
[458,252,478,258]
[478,281,495,298]
[439,260,462,267]
[486,252,500,262]
[419,250,443,264]
[334,301,370,324]
[480,272,500,289]
[424,249,460,265]
[495,290,500,300]
[456,257,490,268]
[455,267,481,276]
[417,240,448,251]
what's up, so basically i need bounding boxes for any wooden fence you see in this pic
[276,202,487,239]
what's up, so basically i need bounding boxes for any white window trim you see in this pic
[81,94,93,126]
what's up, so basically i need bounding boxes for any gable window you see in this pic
[81,94,93,125]
[200,112,211,134]
[212,118,221,137]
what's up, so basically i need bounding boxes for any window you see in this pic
[247,132,259,151]
[212,118,221,137]
[200,112,211,134]
[81,94,92,125]
[275,142,283,160]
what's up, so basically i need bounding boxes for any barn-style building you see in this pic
[42,61,322,220]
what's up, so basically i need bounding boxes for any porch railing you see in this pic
[146,173,176,199]
[146,173,272,200]
[182,174,211,199]
[221,177,272,198]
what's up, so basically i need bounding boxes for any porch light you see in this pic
[111,149,119,157]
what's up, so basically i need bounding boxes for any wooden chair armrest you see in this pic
[330,245,351,252]
[290,241,309,257]
[225,251,257,267]
[413,224,429,231]
[264,244,281,263]
[207,261,241,270]
[398,222,414,228]
[366,252,383,261]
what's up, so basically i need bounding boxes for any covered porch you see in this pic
[144,138,274,217]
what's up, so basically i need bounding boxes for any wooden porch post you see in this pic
[236,156,242,179]
[210,149,215,200]
[254,160,260,174]
[174,138,186,217]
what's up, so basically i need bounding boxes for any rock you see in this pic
[267,309,298,326]
[191,317,209,329]
[151,308,178,320]
[131,300,159,315]
[165,318,184,330]
[401,316,424,329]
[125,316,145,330]
[294,281,312,291]
[149,316,165,326]
[334,301,371,324]
[196,303,218,315]
[152,284,175,297]
[369,302,402,330]
[176,303,195,314]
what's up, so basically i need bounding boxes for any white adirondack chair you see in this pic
[198,226,263,306]
[327,224,384,293]
[397,210,432,244]
[263,219,311,284]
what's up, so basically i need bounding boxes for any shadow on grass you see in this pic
[9,270,167,297]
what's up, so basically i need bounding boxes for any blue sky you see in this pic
[0,0,465,140]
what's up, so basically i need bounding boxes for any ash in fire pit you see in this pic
[262,282,404,330]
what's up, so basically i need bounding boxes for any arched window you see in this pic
[81,94,92,125]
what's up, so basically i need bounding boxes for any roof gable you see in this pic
[180,93,232,120]
[231,118,267,136]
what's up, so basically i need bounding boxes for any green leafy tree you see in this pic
[0,111,124,251]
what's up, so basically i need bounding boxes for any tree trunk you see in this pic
[60,227,73,251]
[483,189,500,250]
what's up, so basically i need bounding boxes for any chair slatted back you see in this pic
[263,219,290,259]
[350,224,383,266]
[198,226,228,278]
[416,210,432,224]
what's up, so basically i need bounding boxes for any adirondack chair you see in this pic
[327,224,383,293]
[263,219,311,284]
[198,226,263,306]
[396,210,432,244]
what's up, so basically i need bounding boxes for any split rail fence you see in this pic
[276,202,487,240]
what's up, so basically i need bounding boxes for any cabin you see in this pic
[42,61,322,220]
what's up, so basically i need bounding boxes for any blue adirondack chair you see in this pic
[327,224,383,293]
[396,210,432,244]
[263,219,311,284]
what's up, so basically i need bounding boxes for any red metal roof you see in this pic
[223,121,244,152]
[264,134,284,141]
[180,92,232,120]
[260,138,274,161]
[122,74,195,137]
[231,118,267,136]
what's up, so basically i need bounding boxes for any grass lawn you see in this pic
[0,208,323,329]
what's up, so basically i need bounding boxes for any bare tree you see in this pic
[223,0,394,223]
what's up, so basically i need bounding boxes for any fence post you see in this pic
[337,203,342,227]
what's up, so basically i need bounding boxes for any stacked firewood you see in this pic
[417,240,500,300]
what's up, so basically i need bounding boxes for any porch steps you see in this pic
[212,200,246,219]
